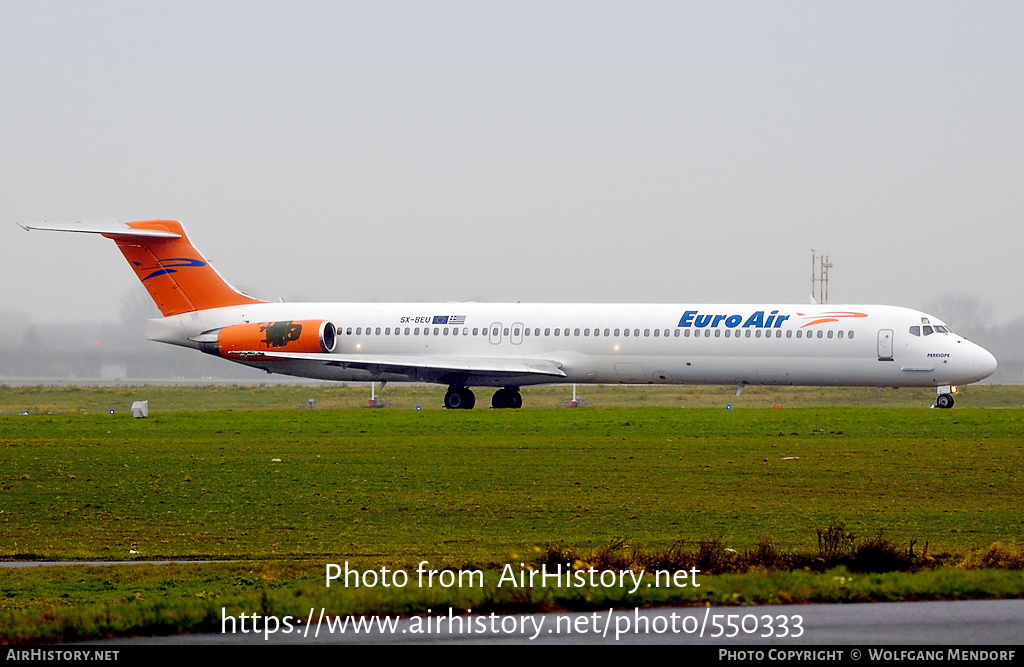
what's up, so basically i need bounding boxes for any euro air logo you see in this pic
[678,310,791,329]
[132,257,206,282]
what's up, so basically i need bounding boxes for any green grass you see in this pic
[1,385,1022,642]
[2,382,1022,415]
[3,405,1022,560]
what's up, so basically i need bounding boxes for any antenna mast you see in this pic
[811,249,832,304]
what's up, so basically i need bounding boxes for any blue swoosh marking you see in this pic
[139,258,206,281]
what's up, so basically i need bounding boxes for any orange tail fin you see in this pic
[104,220,264,316]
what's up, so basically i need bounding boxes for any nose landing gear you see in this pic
[935,385,957,409]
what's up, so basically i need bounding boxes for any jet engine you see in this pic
[199,320,336,357]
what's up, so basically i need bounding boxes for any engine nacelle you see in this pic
[200,320,336,357]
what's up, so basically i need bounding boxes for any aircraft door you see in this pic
[877,329,894,361]
[489,322,502,345]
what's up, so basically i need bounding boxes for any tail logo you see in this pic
[132,257,207,282]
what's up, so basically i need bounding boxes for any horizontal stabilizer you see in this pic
[19,220,182,238]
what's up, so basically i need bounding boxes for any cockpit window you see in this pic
[935,326,949,333]
[909,326,920,336]
[923,326,934,336]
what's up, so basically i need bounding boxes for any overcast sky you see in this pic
[3,1,1022,326]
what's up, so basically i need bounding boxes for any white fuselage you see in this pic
[146,302,998,389]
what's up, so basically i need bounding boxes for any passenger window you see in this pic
[816,330,823,339]
[837,330,843,339]
[524,328,530,336]
[644,329,650,337]
[714,330,721,337]
[654,329,660,337]
[673,329,680,337]
[385,327,391,335]
[584,328,590,336]
[634,329,641,337]
[849,331,854,339]
[827,330,833,339]
[574,328,580,336]
[786,330,792,338]
[755,330,761,338]
[375,327,381,335]
[623,329,630,337]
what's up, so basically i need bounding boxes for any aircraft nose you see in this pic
[973,346,998,381]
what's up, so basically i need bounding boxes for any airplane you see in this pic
[19,219,997,409]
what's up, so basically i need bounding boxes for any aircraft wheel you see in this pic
[492,388,521,409]
[491,388,510,409]
[936,393,954,409]
[445,386,475,410]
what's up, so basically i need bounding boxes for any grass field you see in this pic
[1,384,1022,642]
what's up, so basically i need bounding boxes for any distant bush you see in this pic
[530,525,989,576]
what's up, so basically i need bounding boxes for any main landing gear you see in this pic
[443,385,476,410]
[443,385,523,409]
[491,387,522,409]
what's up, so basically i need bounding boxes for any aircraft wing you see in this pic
[228,350,567,383]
